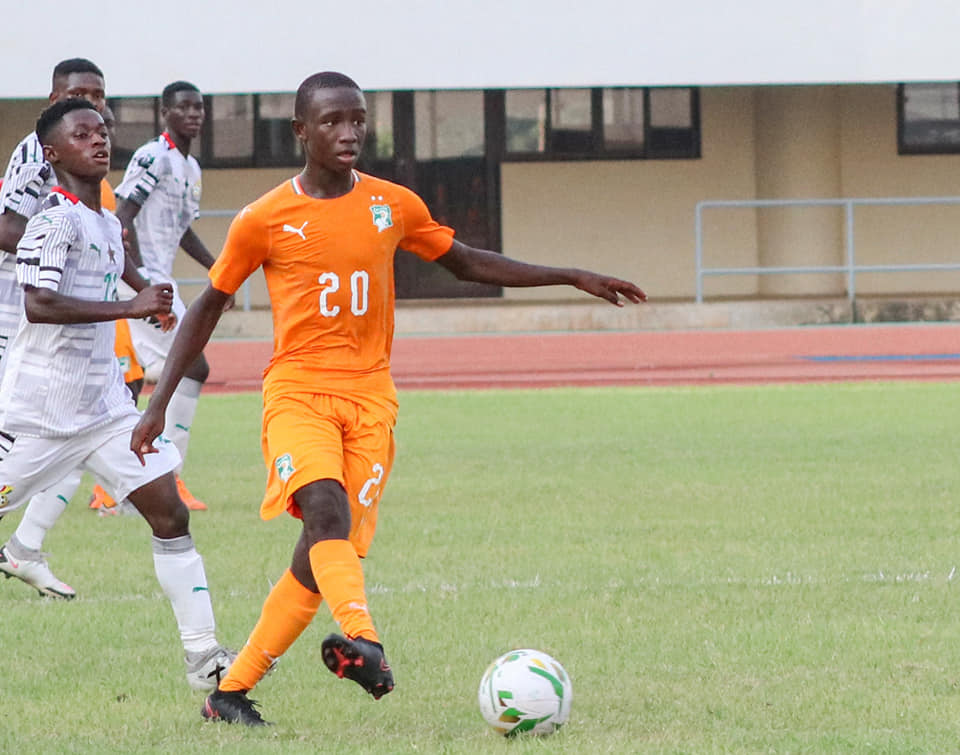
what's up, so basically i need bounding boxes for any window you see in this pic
[107,84,699,299]
[395,90,499,299]
[108,97,159,169]
[504,86,699,160]
[898,83,960,154]
[255,93,299,166]
[203,94,254,167]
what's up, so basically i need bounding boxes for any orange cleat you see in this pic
[88,484,117,512]
[176,476,208,511]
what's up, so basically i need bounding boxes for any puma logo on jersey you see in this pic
[282,221,308,241]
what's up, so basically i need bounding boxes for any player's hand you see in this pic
[155,311,177,332]
[131,404,165,465]
[129,283,173,319]
[574,272,647,306]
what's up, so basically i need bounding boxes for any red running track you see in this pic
[196,323,960,393]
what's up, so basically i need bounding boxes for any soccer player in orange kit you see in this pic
[131,71,646,726]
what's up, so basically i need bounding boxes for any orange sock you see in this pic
[308,539,379,643]
[219,569,322,693]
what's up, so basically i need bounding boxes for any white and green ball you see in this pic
[477,649,572,736]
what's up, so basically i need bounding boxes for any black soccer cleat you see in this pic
[321,633,395,699]
[201,689,270,726]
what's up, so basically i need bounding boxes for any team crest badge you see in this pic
[275,453,295,482]
[137,154,155,169]
[370,204,393,233]
[0,484,13,507]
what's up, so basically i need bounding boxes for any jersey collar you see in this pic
[291,171,361,196]
[160,131,177,149]
[51,186,80,204]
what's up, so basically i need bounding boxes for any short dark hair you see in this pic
[162,80,200,108]
[52,58,104,86]
[36,99,98,145]
[294,72,360,118]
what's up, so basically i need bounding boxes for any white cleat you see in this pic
[185,644,237,692]
[0,543,76,599]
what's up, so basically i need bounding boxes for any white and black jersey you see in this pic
[115,132,201,282]
[0,132,57,376]
[0,189,129,438]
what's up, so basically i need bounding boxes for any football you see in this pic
[477,649,572,736]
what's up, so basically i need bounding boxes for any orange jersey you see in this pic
[210,172,454,413]
[100,179,116,212]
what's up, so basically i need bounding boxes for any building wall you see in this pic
[5,84,960,307]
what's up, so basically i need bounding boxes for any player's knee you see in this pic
[297,480,351,540]
[149,501,190,539]
[185,353,210,384]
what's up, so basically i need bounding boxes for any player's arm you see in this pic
[434,240,647,306]
[114,197,144,267]
[0,161,52,253]
[180,228,235,311]
[0,210,27,254]
[131,283,229,462]
[23,283,173,324]
[180,227,216,269]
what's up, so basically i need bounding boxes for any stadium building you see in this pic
[1,1,959,329]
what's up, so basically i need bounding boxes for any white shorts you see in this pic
[117,278,187,372]
[0,407,180,515]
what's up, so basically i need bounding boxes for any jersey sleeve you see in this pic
[16,205,78,292]
[1,136,53,218]
[115,141,166,206]
[208,205,271,295]
[396,187,455,261]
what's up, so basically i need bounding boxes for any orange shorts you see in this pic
[114,319,144,384]
[260,391,396,557]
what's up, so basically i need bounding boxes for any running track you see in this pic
[199,323,960,393]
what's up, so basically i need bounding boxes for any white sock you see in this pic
[165,377,202,474]
[13,469,83,551]
[152,534,217,653]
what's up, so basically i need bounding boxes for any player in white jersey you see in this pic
[115,81,220,511]
[0,58,116,598]
[0,99,234,692]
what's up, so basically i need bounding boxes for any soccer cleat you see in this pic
[176,476,207,511]
[88,484,117,512]
[185,645,236,692]
[0,543,76,599]
[202,689,270,726]
[321,633,394,699]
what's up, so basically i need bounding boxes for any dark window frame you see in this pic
[897,82,960,155]
[502,86,701,162]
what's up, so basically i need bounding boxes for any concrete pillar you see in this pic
[754,86,844,296]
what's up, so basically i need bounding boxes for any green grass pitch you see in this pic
[3,382,960,753]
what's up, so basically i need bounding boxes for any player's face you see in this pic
[101,107,116,142]
[163,90,205,140]
[294,87,367,173]
[51,72,107,113]
[43,109,111,180]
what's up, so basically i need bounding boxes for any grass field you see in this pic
[4,382,960,753]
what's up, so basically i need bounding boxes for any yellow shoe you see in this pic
[176,476,207,511]
[88,484,116,511]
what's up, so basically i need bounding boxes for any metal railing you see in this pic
[176,209,252,311]
[694,196,960,304]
